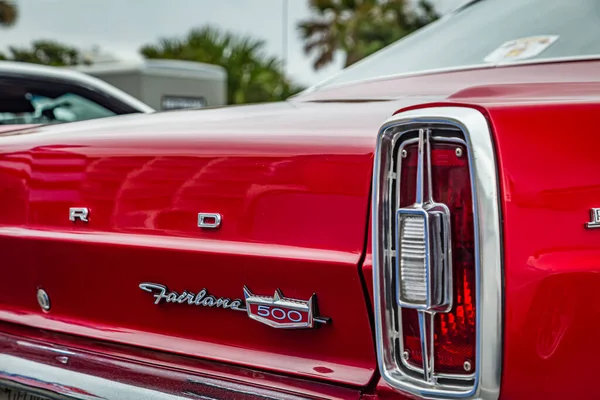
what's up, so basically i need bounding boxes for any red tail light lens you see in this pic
[398,141,476,375]
[372,110,502,399]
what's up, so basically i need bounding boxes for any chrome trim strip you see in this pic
[1,355,187,400]
[372,107,502,399]
[0,332,314,400]
[415,129,426,205]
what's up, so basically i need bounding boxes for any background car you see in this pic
[0,61,153,130]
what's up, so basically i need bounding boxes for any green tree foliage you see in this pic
[0,40,81,66]
[298,0,438,69]
[0,0,17,27]
[141,26,302,104]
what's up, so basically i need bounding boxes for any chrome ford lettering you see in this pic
[139,283,245,311]
[198,213,221,229]
[586,208,600,229]
[69,207,89,222]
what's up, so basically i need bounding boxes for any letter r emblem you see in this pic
[69,207,89,222]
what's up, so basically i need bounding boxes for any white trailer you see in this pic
[73,59,227,111]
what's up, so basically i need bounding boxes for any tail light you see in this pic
[372,108,502,399]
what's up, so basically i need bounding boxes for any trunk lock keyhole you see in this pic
[37,288,51,312]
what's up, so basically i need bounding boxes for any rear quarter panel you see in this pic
[0,110,379,386]
[359,98,600,399]
[486,101,600,399]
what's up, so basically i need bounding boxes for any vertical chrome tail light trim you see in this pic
[395,129,453,312]
[372,107,502,399]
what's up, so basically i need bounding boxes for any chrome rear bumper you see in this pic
[0,327,357,400]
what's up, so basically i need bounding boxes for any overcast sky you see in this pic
[0,0,463,86]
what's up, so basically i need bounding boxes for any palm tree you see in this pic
[0,0,17,27]
[298,0,438,70]
[141,26,302,104]
[4,40,81,65]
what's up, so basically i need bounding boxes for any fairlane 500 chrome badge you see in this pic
[139,282,330,329]
[243,286,330,329]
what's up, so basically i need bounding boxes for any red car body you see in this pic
[0,58,599,399]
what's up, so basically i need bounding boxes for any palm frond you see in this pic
[0,0,17,27]
[139,25,302,104]
[298,0,438,70]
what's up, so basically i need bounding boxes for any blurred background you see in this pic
[0,0,462,109]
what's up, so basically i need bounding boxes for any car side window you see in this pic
[0,76,120,125]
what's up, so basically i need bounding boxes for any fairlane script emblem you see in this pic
[586,208,600,229]
[139,283,246,311]
[139,282,330,329]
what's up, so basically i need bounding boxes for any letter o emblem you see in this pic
[271,308,286,320]
[288,310,302,322]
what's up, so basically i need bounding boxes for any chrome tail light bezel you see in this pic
[394,128,453,312]
[371,107,502,399]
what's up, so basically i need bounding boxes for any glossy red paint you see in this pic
[480,101,600,400]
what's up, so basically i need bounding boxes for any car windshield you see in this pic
[316,0,600,89]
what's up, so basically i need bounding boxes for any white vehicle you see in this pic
[0,61,153,127]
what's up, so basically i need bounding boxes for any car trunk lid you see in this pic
[0,101,407,386]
